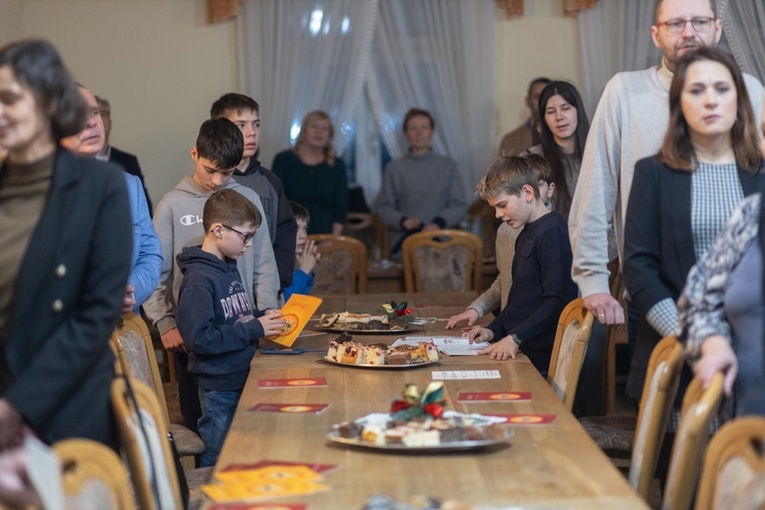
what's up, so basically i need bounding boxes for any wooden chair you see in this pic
[345,212,389,260]
[111,377,184,510]
[662,373,724,510]
[547,298,595,411]
[401,229,483,293]
[580,336,685,501]
[112,312,204,470]
[308,234,368,294]
[695,416,765,510]
[54,438,136,509]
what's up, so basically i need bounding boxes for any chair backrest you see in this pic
[111,377,183,510]
[695,416,765,510]
[628,335,685,500]
[345,212,390,260]
[112,311,171,427]
[308,234,368,294]
[662,373,724,510]
[401,229,483,293]
[547,298,595,410]
[54,438,136,509]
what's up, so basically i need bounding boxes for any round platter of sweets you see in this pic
[321,334,441,368]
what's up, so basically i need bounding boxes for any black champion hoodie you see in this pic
[176,246,265,391]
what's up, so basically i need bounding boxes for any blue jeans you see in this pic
[197,388,241,467]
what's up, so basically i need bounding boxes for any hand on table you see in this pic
[445,308,479,329]
[583,293,624,325]
[122,284,136,313]
[465,326,494,344]
[695,335,738,396]
[161,328,186,353]
[478,335,519,361]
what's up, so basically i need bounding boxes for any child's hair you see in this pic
[195,118,244,170]
[203,189,262,233]
[526,153,553,185]
[403,108,435,132]
[289,201,310,223]
[210,93,260,119]
[475,155,547,200]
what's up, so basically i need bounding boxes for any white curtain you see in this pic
[577,0,661,117]
[237,0,495,206]
[719,0,765,83]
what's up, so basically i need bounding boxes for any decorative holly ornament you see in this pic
[390,382,446,420]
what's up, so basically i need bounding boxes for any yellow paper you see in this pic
[215,465,321,485]
[266,294,322,347]
[203,478,329,503]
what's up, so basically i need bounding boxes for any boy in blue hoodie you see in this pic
[176,189,286,467]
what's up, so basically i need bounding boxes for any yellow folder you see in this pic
[265,294,323,347]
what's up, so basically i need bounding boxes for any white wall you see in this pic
[0,0,581,205]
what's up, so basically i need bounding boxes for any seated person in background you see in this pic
[61,84,161,313]
[95,95,153,214]
[211,93,297,295]
[283,201,320,302]
[466,156,577,375]
[373,108,468,254]
[176,189,286,467]
[498,77,551,156]
[446,155,553,329]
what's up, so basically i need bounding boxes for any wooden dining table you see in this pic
[204,292,649,509]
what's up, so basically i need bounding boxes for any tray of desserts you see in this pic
[328,411,513,452]
[316,312,419,334]
[321,337,440,368]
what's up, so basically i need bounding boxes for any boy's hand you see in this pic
[402,217,422,231]
[296,239,321,274]
[259,312,288,337]
[161,328,186,353]
[122,284,136,313]
[465,326,493,344]
[445,308,479,329]
[479,335,519,361]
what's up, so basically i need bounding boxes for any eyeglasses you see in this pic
[656,17,716,34]
[222,225,255,244]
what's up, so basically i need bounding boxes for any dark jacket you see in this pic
[3,147,132,447]
[109,146,152,213]
[176,247,265,391]
[623,155,761,398]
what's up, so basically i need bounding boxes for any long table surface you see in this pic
[206,292,648,509]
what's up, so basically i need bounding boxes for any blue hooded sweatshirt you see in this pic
[176,246,265,391]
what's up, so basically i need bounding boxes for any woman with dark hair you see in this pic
[523,80,590,220]
[272,110,348,235]
[623,46,763,401]
[0,39,132,450]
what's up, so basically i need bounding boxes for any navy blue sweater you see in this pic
[487,211,578,375]
[176,246,265,391]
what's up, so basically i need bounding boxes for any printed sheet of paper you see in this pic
[393,336,491,356]
[257,378,328,389]
[247,403,330,414]
[457,391,531,402]
[431,370,501,380]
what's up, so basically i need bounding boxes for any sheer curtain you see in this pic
[237,0,495,205]
[719,0,765,83]
[577,0,660,117]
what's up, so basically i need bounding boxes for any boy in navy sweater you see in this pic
[467,156,577,376]
[176,189,286,467]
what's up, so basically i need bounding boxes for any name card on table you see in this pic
[258,378,328,389]
[457,391,531,402]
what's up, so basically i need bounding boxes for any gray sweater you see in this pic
[568,60,764,297]
[467,222,519,316]
[143,176,279,336]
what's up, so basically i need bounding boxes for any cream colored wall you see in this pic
[0,0,238,206]
[494,0,582,149]
[0,0,581,204]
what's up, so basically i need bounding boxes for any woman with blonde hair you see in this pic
[273,110,348,235]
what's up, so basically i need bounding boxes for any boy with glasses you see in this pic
[176,189,286,467]
[144,118,279,433]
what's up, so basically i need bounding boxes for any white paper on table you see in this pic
[392,336,491,356]
[431,370,501,380]
[24,434,63,510]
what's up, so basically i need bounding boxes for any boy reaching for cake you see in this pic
[175,189,286,467]
[467,155,577,376]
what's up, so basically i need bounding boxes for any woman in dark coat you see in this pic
[0,39,132,451]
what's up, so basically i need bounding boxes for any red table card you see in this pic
[247,403,330,414]
[457,391,531,402]
[490,413,556,426]
[258,378,328,389]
